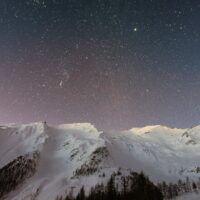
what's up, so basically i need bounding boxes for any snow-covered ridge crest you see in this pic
[57,122,101,135]
[129,124,187,135]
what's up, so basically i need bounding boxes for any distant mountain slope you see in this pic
[0,122,200,200]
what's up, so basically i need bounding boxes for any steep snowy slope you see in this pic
[0,122,47,168]
[0,122,200,200]
[105,125,200,182]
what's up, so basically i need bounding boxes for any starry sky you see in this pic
[0,0,200,130]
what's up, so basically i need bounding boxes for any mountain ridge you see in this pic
[1,122,200,200]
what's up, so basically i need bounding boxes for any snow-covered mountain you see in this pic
[1,122,200,200]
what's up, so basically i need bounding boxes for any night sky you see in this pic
[0,0,200,130]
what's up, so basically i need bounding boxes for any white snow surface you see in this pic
[1,122,200,200]
[175,192,200,200]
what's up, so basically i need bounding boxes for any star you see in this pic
[59,80,63,88]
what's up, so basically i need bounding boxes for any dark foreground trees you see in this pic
[63,172,163,200]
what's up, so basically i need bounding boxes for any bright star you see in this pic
[59,80,63,88]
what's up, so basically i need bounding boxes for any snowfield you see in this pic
[175,192,200,200]
[0,122,200,200]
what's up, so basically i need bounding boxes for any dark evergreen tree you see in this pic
[76,187,85,200]
[192,182,197,192]
[185,177,192,192]
[121,176,128,198]
[106,175,116,200]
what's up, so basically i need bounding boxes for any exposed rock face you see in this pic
[74,147,109,177]
[0,151,40,199]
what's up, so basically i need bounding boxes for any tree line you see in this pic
[158,176,200,199]
[57,171,163,200]
[55,171,200,200]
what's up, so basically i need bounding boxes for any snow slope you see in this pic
[1,122,200,200]
[175,192,200,200]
